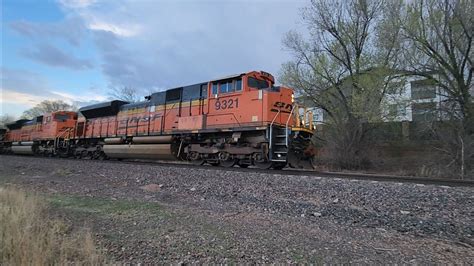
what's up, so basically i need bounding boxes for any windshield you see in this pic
[248,77,269,89]
[54,114,69,121]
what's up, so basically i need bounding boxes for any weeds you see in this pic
[0,186,106,265]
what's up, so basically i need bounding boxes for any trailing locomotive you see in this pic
[0,71,315,169]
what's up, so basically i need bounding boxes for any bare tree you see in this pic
[21,100,77,119]
[401,0,473,178]
[108,86,141,103]
[281,0,404,169]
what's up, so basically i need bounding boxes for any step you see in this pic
[271,159,287,162]
[273,151,288,154]
[274,142,287,145]
[276,135,287,137]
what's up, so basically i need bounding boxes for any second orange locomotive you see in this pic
[1,71,315,169]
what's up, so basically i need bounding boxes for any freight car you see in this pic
[0,71,315,169]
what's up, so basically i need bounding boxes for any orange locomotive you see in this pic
[0,71,315,169]
[2,111,77,155]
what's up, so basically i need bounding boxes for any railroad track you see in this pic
[2,154,474,187]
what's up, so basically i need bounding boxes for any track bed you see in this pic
[1,155,473,263]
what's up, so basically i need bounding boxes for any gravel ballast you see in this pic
[0,155,473,263]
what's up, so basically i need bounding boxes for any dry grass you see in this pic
[0,186,106,265]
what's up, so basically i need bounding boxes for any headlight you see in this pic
[291,93,294,103]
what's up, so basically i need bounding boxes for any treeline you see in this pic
[281,0,473,178]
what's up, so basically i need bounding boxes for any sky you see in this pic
[1,0,307,117]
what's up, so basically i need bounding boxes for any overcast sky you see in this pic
[1,0,307,117]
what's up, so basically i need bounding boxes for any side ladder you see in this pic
[54,127,74,153]
[268,105,295,163]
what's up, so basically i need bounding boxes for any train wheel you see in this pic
[81,150,88,159]
[218,152,236,168]
[92,150,102,160]
[253,153,272,169]
[254,161,273,169]
[97,152,107,160]
[191,159,205,165]
[188,152,204,165]
[220,160,236,167]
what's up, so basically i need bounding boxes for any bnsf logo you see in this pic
[273,102,292,110]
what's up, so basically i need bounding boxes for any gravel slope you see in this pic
[0,155,473,263]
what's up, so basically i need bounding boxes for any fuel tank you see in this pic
[104,138,124,144]
[12,141,34,146]
[103,144,176,160]
[11,145,35,155]
[132,136,173,144]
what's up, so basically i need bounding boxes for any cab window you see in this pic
[248,77,269,89]
[219,79,242,94]
[219,81,233,93]
[212,83,218,95]
[54,114,69,121]
[201,84,208,99]
[235,78,242,91]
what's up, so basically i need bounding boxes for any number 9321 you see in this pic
[215,98,239,110]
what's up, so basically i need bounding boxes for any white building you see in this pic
[301,75,444,125]
[383,76,443,122]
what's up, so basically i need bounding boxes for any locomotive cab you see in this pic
[41,111,78,140]
[206,71,295,129]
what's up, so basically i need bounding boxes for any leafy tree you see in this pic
[21,100,77,119]
[281,0,405,168]
[401,0,473,178]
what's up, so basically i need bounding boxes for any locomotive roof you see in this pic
[79,100,129,119]
[120,101,147,110]
[6,119,30,130]
[210,73,245,82]
[23,120,37,126]
[79,71,273,117]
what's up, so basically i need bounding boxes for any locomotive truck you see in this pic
[0,71,315,169]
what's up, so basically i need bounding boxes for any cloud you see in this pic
[0,89,104,116]
[58,0,140,37]
[20,43,93,70]
[0,67,107,116]
[10,17,86,46]
[50,90,107,104]
[88,21,141,37]
[7,0,307,104]
[1,90,50,107]
[92,30,162,88]
[57,0,97,9]
[1,67,55,96]
[76,0,307,90]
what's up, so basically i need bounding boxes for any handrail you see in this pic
[54,127,73,150]
[285,105,296,147]
[270,109,281,126]
[269,109,281,149]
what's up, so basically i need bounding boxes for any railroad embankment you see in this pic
[0,155,473,263]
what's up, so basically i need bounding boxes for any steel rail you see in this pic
[2,154,473,187]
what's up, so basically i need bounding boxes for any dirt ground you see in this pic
[0,155,473,264]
